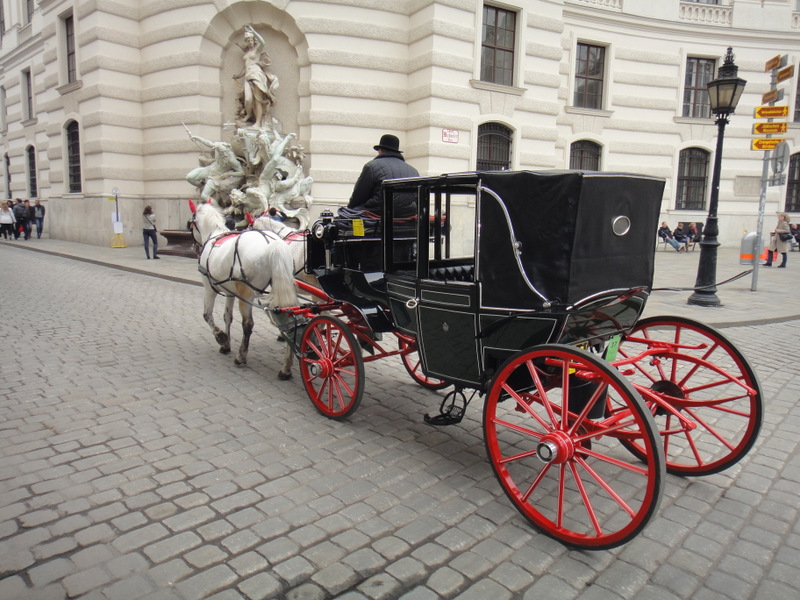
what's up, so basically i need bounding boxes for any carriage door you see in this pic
[413,188,481,386]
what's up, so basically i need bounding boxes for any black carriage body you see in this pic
[382,170,665,387]
[307,170,665,388]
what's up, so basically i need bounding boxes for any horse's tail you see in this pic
[267,242,298,308]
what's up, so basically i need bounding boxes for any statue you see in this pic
[233,25,279,128]
[186,25,312,231]
[185,133,245,207]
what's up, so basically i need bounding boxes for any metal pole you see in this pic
[752,152,770,290]
[688,115,727,307]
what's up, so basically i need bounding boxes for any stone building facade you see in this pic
[0,0,798,246]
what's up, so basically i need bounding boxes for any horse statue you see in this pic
[190,200,298,379]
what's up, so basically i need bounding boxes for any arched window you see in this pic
[786,153,800,213]
[26,145,37,198]
[675,148,709,210]
[477,123,512,171]
[66,120,82,193]
[569,140,601,171]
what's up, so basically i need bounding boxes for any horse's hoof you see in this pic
[215,332,229,345]
[219,347,231,354]
[278,371,292,381]
[234,357,247,366]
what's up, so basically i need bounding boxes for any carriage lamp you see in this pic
[688,48,747,307]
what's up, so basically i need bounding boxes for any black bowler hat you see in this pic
[374,134,402,153]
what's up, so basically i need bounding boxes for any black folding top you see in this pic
[476,170,665,308]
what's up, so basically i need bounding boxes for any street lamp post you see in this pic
[688,48,747,307]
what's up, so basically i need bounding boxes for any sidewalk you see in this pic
[2,235,798,327]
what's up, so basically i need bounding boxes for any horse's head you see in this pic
[190,200,228,244]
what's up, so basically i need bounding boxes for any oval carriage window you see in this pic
[612,215,631,236]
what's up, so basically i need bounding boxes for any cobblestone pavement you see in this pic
[1,245,799,600]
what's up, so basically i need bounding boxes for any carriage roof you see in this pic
[383,170,666,307]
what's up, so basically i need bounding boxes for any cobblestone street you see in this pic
[1,246,799,600]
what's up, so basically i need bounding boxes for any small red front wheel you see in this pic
[484,344,665,550]
[299,315,364,419]
[397,336,449,390]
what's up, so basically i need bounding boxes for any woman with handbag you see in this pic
[763,213,791,268]
[142,205,160,259]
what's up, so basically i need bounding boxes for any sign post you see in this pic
[751,54,791,291]
[110,187,127,248]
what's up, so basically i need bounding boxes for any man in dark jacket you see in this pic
[348,134,419,217]
[12,199,27,240]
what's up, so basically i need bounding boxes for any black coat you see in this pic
[348,151,419,217]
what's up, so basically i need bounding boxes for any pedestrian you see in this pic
[762,213,791,268]
[22,200,34,240]
[346,134,419,218]
[142,205,159,259]
[0,202,15,239]
[657,221,684,252]
[12,199,26,240]
[33,200,46,239]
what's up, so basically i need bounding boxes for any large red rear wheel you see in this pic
[614,316,762,475]
[299,315,364,419]
[484,344,665,550]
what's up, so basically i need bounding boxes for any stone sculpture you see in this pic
[186,24,312,230]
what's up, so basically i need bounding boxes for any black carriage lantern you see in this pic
[688,47,747,307]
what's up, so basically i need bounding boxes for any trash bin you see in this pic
[740,231,757,265]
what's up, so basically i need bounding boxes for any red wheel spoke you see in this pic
[575,456,637,518]
[568,461,604,536]
[501,382,552,430]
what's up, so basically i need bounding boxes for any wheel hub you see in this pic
[536,430,574,464]
[308,357,333,378]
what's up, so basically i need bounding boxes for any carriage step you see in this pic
[424,411,464,426]
[424,389,468,426]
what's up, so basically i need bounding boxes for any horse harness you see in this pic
[197,228,283,304]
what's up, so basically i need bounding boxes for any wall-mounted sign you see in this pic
[442,129,459,144]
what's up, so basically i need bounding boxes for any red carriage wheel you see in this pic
[299,315,365,419]
[397,336,449,390]
[614,316,762,475]
[484,344,665,550]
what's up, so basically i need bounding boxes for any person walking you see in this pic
[347,134,419,218]
[763,213,791,268]
[0,203,15,239]
[33,200,46,238]
[12,199,26,240]
[142,205,160,259]
[22,200,34,240]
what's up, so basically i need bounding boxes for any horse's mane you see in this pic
[196,202,228,233]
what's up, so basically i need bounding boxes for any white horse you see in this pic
[191,201,298,378]
[250,213,309,281]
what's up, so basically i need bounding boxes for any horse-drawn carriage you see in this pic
[192,170,762,550]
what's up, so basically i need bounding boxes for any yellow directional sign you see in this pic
[753,122,788,135]
[777,65,795,83]
[751,138,785,151]
[754,105,789,119]
[765,55,782,72]
[761,88,783,104]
